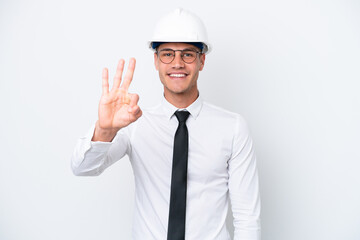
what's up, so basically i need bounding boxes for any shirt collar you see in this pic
[161,94,203,120]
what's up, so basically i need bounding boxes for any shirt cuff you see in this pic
[80,124,113,155]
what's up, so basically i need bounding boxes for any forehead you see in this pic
[158,42,200,51]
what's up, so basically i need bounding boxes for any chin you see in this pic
[168,88,187,95]
[163,84,184,93]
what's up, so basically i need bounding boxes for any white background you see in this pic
[1,0,359,239]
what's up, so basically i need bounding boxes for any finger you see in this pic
[129,93,139,108]
[135,109,142,119]
[121,58,136,91]
[133,105,140,114]
[121,91,131,105]
[129,107,142,122]
[113,59,125,90]
[102,68,109,95]
[128,104,140,114]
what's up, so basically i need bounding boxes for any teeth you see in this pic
[170,74,186,77]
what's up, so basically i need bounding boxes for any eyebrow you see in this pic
[159,48,199,52]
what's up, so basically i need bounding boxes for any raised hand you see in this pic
[92,58,142,142]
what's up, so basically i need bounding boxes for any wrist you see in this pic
[92,121,120,142]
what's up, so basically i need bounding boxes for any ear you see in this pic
[154,52,159,71]
[199,53,206,71]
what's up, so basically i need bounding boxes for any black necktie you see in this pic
[167,110,190,240]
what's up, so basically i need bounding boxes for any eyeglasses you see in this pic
[156,49,201,64]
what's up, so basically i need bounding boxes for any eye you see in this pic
[183,51,195,58]
[161,51,174,57]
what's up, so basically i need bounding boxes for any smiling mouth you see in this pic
[168,73,188,78]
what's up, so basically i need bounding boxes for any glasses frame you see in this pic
[156,48,202,64]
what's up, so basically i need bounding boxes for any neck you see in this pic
[164,89,199,108]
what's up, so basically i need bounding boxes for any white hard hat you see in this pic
[148,8,212,54]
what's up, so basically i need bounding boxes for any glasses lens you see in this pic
[159,50,175,64]
[181,50,197,63]
[158,49,198,64]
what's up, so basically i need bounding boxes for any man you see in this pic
[71,8,261,240]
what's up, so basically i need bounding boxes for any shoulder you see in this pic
[199,101,252,149]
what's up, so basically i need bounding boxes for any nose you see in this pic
[172,51,185,68]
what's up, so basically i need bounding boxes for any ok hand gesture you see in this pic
[93,58,142,142]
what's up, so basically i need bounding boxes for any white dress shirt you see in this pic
[71,96,261,240]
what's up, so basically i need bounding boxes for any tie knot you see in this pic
[174,110,190,123]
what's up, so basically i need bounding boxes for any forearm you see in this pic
[230,153,261,240]
[71,124,129,176]
[230,162,261,240]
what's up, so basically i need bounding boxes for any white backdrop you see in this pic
[1,0,359,239]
